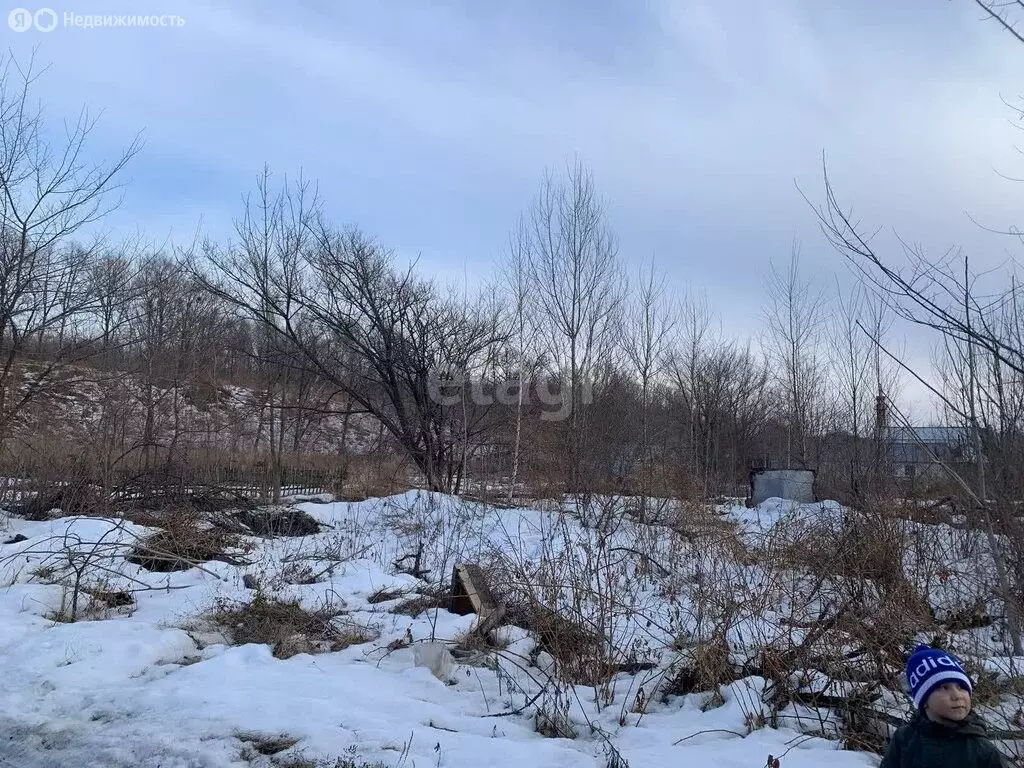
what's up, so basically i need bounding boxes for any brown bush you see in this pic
[8,477,107,520]
[236,732,299,756]
[366,586,407,604]
[235,507,322,537]
[126,507,246,572]
[390,588,448,617]
[506,600,612,687]
[211,592,376,659]
[773,509,914,591]
[335,454,412,501]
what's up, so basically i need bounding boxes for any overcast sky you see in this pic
[7,0,1024,418]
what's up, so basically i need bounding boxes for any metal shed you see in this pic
[749,469,816,506]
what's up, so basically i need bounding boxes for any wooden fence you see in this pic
[0,461,336,508]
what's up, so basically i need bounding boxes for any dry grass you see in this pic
[448,626,508,670]
[48,583,137,624]
[366,586,407,604]
[278,562,322,586]
[504,600,611,686]
[389,589,448,617]
[777,512,908,585]
[235,507,322,537]
[237,732,299,756]
[668,500,738,540]
[335,455,413,501]
[662,632,735,699]
[85,586,134,609]
[271,757,392,768]
[7,478,107,520]
[210,592,377,659]
[126,507,246,572]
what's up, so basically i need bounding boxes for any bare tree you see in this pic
[670,289,714,488]
[89,249,139,363]
[310,228,505,493]
[621,257,675,516]
[0,54,139,453]
[974,0,1024,44]
[807,0,1024,639]
[668,293,773,494]
[193,172,506,494]
[810,161,1024,652]
[826,283,900,493]
[924,259,1024,652]
[809,164,1024,381]
[499,214,542,503]
[123,256,225,477]
[519,160,626,492]
[829,284,872,435]
[228,167,317,501]
[763,244,828,469]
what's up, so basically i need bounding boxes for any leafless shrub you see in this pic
[0,518,208,621]
[235,506,322,537]
[277,562,324,586]
[126,507,247,572]
[272,526,382,588]
[209,591,376,659]
[336,455,413,501]
[647,496,993,753]
[236,732,299,757]
[390,588,448,617]
[115,484,257,517]
[7,473,107,521]
[366,586,407,604]
[508,599,612,688]
[533,698,578,739]
[379,494,495,586]
[47,576,137,623]
[487,496,675,711]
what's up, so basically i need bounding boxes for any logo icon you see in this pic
[33,7,56,30]
[8,7,32,31]
[8,7,58,31]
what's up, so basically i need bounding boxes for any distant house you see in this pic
[884,426,973,479]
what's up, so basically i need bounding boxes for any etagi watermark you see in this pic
[428,375,593,422]
[9,8,185,32]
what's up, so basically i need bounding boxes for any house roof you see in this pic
[886,426,968,446]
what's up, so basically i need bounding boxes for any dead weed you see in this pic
[210,592,377,659]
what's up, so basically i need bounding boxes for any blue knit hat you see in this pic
[906,644,973,709]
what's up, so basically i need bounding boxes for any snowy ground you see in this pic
[0,492,921,767]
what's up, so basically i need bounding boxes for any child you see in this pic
[880,644,1004,767]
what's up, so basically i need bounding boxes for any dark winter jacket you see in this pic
[879,711,1005,768]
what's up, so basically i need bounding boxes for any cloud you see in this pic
[4,0,1024,409]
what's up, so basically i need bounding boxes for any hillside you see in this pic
[8,363,385,468]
